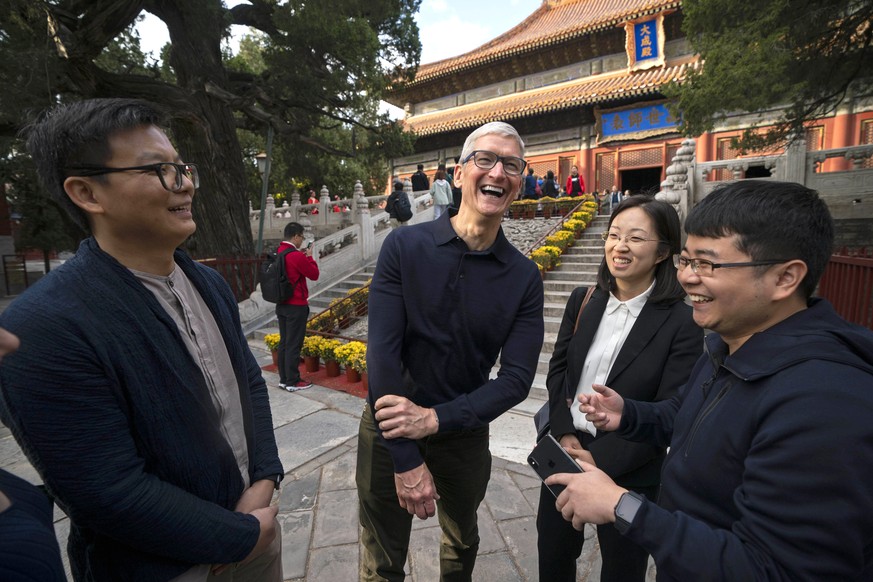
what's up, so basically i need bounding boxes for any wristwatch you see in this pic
[266,474,283,490]
[613,491,644,534]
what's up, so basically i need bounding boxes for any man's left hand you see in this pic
[545,462,626,530]
[394,463,439,520]
[233,479,276,514]
[211,479,278,575]
[374,395,438,440]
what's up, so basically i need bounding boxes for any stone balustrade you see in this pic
[657,138,873,226]
[239,179,433,334]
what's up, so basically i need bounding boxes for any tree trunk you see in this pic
[170,98,253,258]
[147,0,253,258]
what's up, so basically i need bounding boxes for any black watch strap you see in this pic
[266,474,283,490]
[614,491,645,534]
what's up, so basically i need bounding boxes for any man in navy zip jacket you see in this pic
[548,180,873,581]
[0,99,283,581]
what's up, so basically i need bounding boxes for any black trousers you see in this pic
[536,481,657,582]
[276,303,308,384]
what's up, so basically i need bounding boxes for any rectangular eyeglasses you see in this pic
[67,162,199,192]
[461,150,527,176]
[673,254,791,277]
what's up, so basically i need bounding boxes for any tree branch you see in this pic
[203,81,356,156]
[228,1,279,36]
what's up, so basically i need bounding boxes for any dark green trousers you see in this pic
[356,405,491,581]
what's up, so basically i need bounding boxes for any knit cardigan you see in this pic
[0,238,282,581]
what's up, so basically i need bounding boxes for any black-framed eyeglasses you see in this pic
[66,162,199,192]
[601,231,665,245]
[461,150,527,176]
[672,255,792,277]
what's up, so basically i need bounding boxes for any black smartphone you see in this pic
[527,434,584,498]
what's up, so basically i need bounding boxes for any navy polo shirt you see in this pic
[367,211,544,472]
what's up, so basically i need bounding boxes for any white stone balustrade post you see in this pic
[355,180,375,260]
[290,189,301,221]
[319,185,330,226]
[265,195,276,231]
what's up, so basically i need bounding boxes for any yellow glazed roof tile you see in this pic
[405,55,698,136]
[411,0,681,85]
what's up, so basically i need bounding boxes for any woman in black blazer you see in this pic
[537,196,703,582]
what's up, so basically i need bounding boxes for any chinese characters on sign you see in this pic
[598,103,679,142]
[635,21,657,61]
[625,12,667,72]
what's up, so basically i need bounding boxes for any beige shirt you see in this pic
[133,266,250,486]
[134,267,253,582]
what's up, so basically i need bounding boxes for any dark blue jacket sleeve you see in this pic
[366,233,421,471]
[0,318,261,566]
[622,364,873,580]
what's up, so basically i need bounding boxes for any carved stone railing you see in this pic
[661,138,873,227]
[239,179,434,334]
[807,144,873,173]
[697,155,780,182]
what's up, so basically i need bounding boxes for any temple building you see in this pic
[385,0,873,206]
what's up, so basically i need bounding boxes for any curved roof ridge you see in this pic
[403,54,700,136]
[411,0,681,85]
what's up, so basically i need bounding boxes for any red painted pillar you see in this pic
[831,112,852,172]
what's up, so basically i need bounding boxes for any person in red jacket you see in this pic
[276,222,320,391]
[565,165,585,197]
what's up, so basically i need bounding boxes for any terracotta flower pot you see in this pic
[361,372,368,391]
[346,367,361,383]
[271,350,278,366]
[303,355,320,373]
[324,359,341,377]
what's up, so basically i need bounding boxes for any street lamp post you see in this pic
[255,125,274,256]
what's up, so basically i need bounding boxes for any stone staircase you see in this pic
[246,217,611,419]
[517,215,610,405]
[245,262,378,363]
[307,262,377,312]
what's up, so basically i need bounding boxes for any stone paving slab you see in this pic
[273,407,360,473]
[3,373,629,581]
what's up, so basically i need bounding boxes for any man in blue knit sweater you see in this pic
[0,99,283,581]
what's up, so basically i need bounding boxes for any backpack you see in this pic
[393,192,413,222]
[260,247,297,303]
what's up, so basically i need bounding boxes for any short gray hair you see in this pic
[459,121,525,163]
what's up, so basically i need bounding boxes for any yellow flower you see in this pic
[545,229,575,251]
[264,333,281,351]
[562,219,586,235]
[301,335,325,357]
[320,339,344,361]
[334,341,368,372]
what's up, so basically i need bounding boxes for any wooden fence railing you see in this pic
[818,248,873,330]
[197,255,263,303]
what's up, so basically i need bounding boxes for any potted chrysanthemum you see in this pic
[264,333,280,366]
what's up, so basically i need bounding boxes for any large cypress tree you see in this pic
[0,0,420,256]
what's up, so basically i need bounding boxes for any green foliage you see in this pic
[0,0,421,255]
[0,138,81,257]
[669,0,873,152]
[94,18,159,77]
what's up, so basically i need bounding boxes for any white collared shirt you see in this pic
[570,279,655,435]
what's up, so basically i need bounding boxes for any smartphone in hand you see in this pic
[527,434,583,498]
